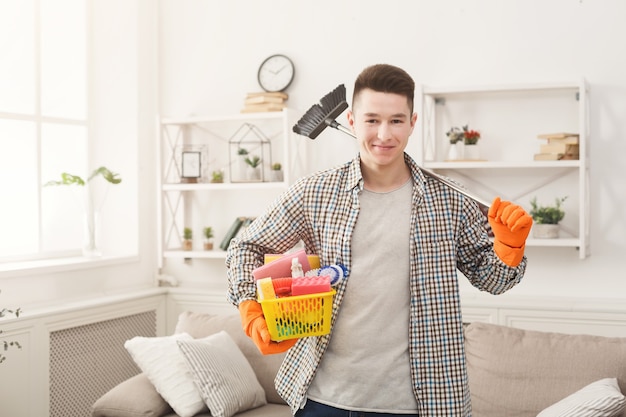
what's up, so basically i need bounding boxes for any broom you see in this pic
[292,84,491,216]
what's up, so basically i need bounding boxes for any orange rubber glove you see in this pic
[238,299,298,355]
[488,197,533,267]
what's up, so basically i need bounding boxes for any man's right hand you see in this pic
[239,299,298,355]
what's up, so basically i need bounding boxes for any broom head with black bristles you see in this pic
[293,84,349,139]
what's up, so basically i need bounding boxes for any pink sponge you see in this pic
[291,276,331,296]
[252,249,311,280]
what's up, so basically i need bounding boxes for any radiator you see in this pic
[49,311,157,417]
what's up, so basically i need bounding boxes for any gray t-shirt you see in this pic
[307,179,418,413]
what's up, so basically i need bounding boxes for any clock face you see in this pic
[257,54,295,92]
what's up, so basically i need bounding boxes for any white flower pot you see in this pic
[533,224,560,239]
[463,144,480,160]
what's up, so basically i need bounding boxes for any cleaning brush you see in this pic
[293,84,352,139]
[292,84,491,216]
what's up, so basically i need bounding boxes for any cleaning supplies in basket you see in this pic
[254,252,340,341]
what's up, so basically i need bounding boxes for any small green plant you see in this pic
[210,170,224,183]
[1,293,22,364]
[203,227,214,239]
[530,196,567,224]
[245,155,262,168]
[183,227,193,240]
[237,148,249,156]
[271,162,282,171]
[45,166,122,187]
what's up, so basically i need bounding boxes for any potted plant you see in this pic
[270,162,283,182]
[445,127,464,160]
[462,124,481,160]
[245,155,262,181]
[236,147,249,181]
[1,293,21,364]
[203,227,214,250]
[44,166,122,257]
[182,227,193,251]
[530,196,567,238]
[210,170,224,183]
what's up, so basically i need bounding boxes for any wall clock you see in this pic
[257,54,295,92]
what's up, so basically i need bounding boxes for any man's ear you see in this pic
[347,110,356,131]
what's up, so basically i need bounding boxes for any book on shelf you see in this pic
[240,103,286,113]
[539,143,579,155]
[246,91,289,100]
[537,132,579,139]
[533,152,579,161]
[233,217,255,240]
[244,95,286,105]
[537,132,579,145]
[219,217,246,251]
[241,91,288,113]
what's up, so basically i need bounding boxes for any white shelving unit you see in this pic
[156,109,301,269]
[416,80,589,258]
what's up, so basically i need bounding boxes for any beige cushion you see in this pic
[174,311,287,405]
[91,373,172,417]
[465,322,626,417]
[537,378,625,417]
[177,331,267,417]
[124,333,208,417]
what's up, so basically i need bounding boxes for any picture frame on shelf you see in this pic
[181,151,201,183]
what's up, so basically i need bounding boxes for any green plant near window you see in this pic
[530,196,567,224]
[1,293,22,364]
[44,166,122,188]
[245,155,262,168]
[237,147,249,156]
[203,227,214,239]
[271,162,282,171]
[183,227,193,240]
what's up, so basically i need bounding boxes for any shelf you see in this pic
[423,160,581,169]
[422,81,582,96]
[162,181,288,191]
[161,110,289,126]
[157,109,297,270]
[418,80,589,259]
[526,238,582,248]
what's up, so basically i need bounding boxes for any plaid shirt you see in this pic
[226,153,526,417]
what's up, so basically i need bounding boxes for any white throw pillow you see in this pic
[124,333,207,417]
[177,331,267,417]
[537,377,626,417]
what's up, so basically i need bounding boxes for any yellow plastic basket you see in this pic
[260,290,335,341]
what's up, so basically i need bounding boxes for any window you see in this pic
[0,0,88,261]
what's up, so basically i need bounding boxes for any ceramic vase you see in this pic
[464,144,480,160]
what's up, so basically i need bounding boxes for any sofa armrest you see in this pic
[92,373,173,417]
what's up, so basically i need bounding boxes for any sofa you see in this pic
[92,311,626,417]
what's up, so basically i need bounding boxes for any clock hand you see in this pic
[274,65,287,74]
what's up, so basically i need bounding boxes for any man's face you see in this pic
[348,88,417,170]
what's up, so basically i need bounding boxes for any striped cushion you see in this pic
[177,331,266,417]
[537,378,626,417]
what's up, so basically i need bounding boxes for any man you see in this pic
[227,64,532,416]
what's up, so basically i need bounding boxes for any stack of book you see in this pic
[219,217,255,250]
[534,133,580,161]
[241,92,288,113]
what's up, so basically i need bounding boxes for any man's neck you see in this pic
[362,161,411,193]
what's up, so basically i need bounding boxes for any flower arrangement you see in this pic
[446,127,464,144]
[462,125,481,145]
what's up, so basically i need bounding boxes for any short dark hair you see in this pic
[352,64,415,113]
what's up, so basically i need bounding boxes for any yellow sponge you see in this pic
[256,277,276,301]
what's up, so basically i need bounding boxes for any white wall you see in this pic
[158,0,626,301]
